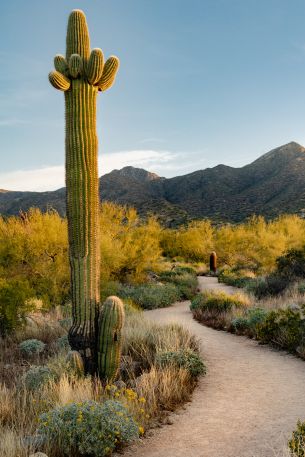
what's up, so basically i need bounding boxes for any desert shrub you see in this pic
[218,269,255,289]
[0,209,69,308]
[23,366,55,390]
[37,400,139,457]
[191,290,248,313]
[256,308,305,352]
[191,290,249,329]
[120,283,180,310]
[56,335,70,351]
[19,339,46,357]
[0,278,35,336]
[298,282,305,295]
[245,249,305,299]
[289,420,305,456]
[245,274,289,298]
[231,308,268,336]
[161,220,214,261]
[100,280,121,303]
[231,316,249,333]
[156,350,206,378]
[58,318,72,331]
[276,248,305,280]
[159,269,197,300]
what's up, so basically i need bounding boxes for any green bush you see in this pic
[231,316,249,333]
[56,334,70,351]
[231,308,268,336]
[58,318,72,331]
[37,400,139,456]
[276,248,305,281]
[256,308,305,352]
[289,420,305,456]
[23,366,55,390]
[298,282,305,294]
[190,290,249,329]
[0,278,35,335]
[19,339,46,357]
[218,269,254,289]
[190,290,248,314]
[100,280,121,303]
[156,350,206,378]
[159,269,197,300]
[249,274,289,298]
[120,283,180,310]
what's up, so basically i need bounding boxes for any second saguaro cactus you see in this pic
[49,10,120,375]
[210,251,217,274]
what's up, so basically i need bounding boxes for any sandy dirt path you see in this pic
[120,277,305,457]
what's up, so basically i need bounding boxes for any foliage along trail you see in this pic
[120,277,305,457]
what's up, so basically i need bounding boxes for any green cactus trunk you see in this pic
[49,9,120,374]
[65,80,100,371]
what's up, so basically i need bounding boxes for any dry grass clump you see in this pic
[135,366,191,416]
[123,311,199,368]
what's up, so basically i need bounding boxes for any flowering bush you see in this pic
[37,400,140,456]
[19,339,46,357]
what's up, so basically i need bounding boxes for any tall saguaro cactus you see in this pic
[49,10,119,373]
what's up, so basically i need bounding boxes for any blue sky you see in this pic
[2,0,305,190]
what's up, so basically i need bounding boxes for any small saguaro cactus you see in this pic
[210,251,217,273]
[49,9,119,374]
[97,296,125,382]
[66,350,85,377]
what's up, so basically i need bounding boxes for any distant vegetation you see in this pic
[1,205,305,334]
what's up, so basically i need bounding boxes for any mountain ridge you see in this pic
[1,142,305,226]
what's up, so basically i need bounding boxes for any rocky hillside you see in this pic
[1,142,305,226]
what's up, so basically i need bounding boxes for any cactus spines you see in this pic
[210,251,217,274]
[66,350,85,376]
[49,9,120,374]
[97,296,125,382]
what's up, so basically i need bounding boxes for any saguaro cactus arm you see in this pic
[98,56,120,91]
[49,71,70,91]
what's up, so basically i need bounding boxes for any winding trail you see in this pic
[121,277,305,457]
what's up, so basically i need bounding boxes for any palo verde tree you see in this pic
[49,9,122,378]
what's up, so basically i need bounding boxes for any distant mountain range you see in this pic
[2,141,305,226]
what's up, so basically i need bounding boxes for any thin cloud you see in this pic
[0,148,211,192]
[0,150,174,192]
